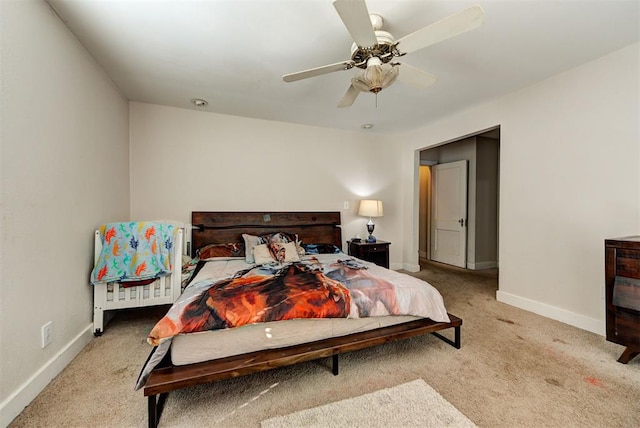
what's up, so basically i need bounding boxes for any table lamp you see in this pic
[358,200,384,243]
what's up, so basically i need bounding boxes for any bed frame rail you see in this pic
[145,314,461,428]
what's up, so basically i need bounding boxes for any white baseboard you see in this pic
[467,261,498,270]
[0,324,93,427]
[496,290,604,336]
[401,263,420,273]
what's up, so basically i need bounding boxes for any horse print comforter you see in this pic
[147,255,450,345]
[136,253,449,389]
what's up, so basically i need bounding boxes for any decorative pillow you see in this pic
[197,242,245,260]
[260,232,295,244]
[261,232,305,257]
[301,243,342,255]
[242,234,265,263]
[268,241,301,263]
[253,244,276,265]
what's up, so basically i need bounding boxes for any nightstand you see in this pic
[348,240,390,269]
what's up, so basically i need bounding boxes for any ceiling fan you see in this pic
[282,0,485,108]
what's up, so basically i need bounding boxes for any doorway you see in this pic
[418,127,500,270]
[430,160,468,267]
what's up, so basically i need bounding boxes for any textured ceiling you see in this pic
[47,0,639,134]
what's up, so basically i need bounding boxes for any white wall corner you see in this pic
[0,324,94,427]
[496,290,604,336]
[467,261,499,270]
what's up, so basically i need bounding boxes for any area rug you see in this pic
[260,379,476,428]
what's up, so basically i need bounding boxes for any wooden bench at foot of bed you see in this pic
[144,314,462,428]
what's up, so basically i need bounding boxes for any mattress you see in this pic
[171,314,421,365]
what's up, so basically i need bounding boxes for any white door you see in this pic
[431,160,468,268]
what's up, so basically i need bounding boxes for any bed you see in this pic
[139,211,462,428]
[92,222,184,336]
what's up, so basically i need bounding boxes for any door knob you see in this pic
[458,218,465,227]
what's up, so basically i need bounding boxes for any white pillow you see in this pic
[242,233,262,264]
[253,244,276,265]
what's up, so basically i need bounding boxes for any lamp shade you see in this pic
[358,200,384,218]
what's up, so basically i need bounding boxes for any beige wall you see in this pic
[475,137,499,266]
[128,102,404,265]
[401,42,640,334]
[0,1,130,424]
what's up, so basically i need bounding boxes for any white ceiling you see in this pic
[47,0,639,134]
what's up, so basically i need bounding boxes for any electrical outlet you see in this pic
[343,201,349,210]
[41,321,52,348]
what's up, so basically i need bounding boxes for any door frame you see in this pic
[414,126,500,272]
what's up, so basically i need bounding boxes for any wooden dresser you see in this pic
[605,236,640,364]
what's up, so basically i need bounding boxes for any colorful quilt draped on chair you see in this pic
[90,222,176,285]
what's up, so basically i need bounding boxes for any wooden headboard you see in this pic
[191,211,342,256]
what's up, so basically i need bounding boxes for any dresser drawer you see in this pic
[613,276,640,311]
[613,307,640,347]
[615,249,640,279]
[365,245,387,253]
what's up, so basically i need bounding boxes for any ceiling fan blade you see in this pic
[283,60,355,83]
[337,84,360,108]
[332,0,378,48]
[395,5,485,54]
[396,63,438,89]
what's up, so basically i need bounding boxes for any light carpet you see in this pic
[260,379,476,428]
[10,262,640,427]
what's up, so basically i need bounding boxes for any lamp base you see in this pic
[366,220,376,243]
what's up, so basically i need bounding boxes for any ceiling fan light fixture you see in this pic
[351,58,398,93]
